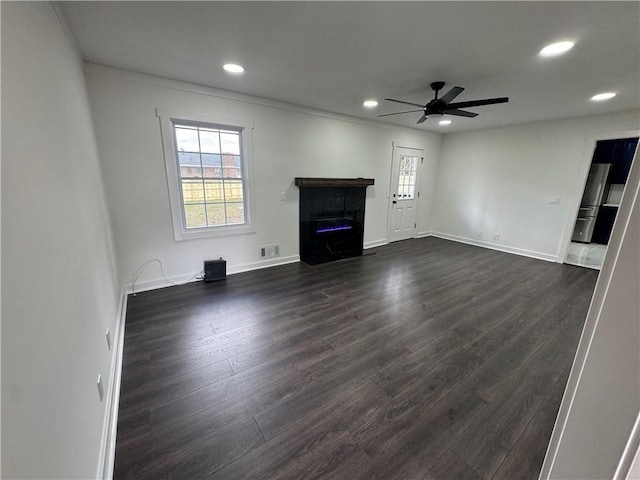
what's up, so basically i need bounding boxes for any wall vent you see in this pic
[260,244,280,259]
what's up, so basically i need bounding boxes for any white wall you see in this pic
[542,133,639,479]
[1,3,120,479]
[84,66,441,291]
[431,112,640,261]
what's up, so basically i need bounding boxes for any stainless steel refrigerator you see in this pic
[571,163,611,243]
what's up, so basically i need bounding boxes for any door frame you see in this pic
[386,143,424,243]
[558,129,639,264]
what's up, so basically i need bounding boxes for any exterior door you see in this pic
[388,146,422,242]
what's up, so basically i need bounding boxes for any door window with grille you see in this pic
[396,154,419,199]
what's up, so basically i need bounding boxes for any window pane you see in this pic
[224,180,244,202]
[225,203,245,225]
[199,130,220,154]
[175,127,200,152]
[182,179,204,204]
[222,155,242,178]
[184,203,206,228]
[220,132,240,155]
[204,179,224,202]
[206,203,226,226]
[202,154,222,178]
[179,152,202,178]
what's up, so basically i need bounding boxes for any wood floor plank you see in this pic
[422,449,484,480]
[352,385,486,480]
[207,381,387,480]
[114,237,597,479]
[450,356,563,478]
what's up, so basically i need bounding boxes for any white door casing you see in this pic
[388,146,423,242]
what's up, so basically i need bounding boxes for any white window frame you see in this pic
[157,107,256,241]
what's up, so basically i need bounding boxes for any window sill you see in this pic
[174,224,256,242]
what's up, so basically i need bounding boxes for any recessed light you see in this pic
[363,99,379,108]
[539,41,575,57]
[439,119,453,126]
[223,63,245,74]
[590,92,616,102]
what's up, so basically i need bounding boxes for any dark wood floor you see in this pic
[114,237,597,480]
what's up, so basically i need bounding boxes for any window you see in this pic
[157,109,255,241]
[396,154,418,199]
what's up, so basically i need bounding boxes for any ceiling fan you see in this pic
[379,81,509,124]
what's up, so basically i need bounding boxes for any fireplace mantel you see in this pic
[295,177,375,188]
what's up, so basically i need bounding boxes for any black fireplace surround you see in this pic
[295,178,374,265]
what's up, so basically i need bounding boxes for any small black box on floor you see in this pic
[204,259,226,282]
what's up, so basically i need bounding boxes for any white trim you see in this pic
[97,288,128,480]
[626,443,640,480]
[431,231,557,262]
[363,239,388,249]
[156,107,257,242]
[49,1,82,58]
[125,255,301,294]
[614,411,640,480]
[416,230,433,238]
[228,255,300,275]
[125,271,203,295]
[85,63,433,135]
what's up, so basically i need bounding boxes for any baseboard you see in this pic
[363,239,388,249]
[97,287,128,479]
[430,231,558,263]
[125,255,301,294]
[364,232,434,247]
[126,271,205,294]
[228,254,300,275]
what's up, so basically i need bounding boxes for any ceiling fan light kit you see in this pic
[379,81,509,124]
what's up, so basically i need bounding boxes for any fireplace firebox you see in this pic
[295,177,374,265]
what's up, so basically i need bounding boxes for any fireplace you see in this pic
[295,177,374,265]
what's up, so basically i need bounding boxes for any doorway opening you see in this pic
[565,136,638,269]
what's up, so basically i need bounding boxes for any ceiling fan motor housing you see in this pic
[430,81,446,92]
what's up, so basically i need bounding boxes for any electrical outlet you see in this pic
[97,374,104,401]
[549,196,561,205]
[217,252,223,259]
[105,329,111,350]
[477,230,483,238]
[494,233,500,241]
[280,192,286,201]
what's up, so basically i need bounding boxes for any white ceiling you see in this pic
[59,1,640,133]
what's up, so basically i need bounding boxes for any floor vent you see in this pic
[260,244,280,259]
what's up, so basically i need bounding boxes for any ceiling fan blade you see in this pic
[443,109,479,118]
[439,86,464,104]
[384,98,425,108]
[378,109,424,118]
[446,97,509,109]
[416,114,428,124]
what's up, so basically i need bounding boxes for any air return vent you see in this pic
[260,244,280,259]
